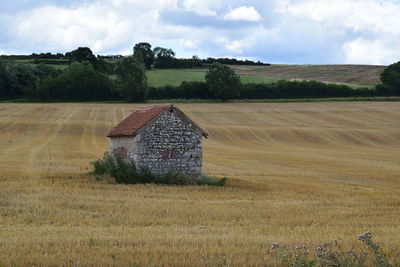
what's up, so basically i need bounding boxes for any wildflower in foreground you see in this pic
[358,231,372,242]
[270,242,281,249]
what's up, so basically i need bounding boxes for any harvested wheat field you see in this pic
[231,64,385,87]
[1,102,400,266]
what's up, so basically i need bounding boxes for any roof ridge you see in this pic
[107,104,170,137]
[136,104,171,112]
[107,104,208,138]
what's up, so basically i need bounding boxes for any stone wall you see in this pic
[109,136,137,163]
[109,108,203,176]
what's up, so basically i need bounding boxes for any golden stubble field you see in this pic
[0,102,399,266]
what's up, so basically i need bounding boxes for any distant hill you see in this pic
[230,64,386,88]
[5,55,386,88]
[147,64,385,88]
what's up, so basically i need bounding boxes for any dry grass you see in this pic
[231,64,386,87]
[146,64,385,88]
[0,102,399,266]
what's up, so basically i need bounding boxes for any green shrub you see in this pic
[205,63,241,101]
[37,62,115,101]
[197,175,228,186]
[380,61,400,95]
[90,152,136,184]
[90,153,227,186]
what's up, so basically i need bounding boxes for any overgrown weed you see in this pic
[90,153,227,186]
[268,232,398,267]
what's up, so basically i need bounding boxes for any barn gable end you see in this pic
[107,104,207,176]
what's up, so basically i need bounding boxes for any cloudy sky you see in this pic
[1,0,400,65]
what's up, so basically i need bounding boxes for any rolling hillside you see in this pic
[12,58,386,88]
[146,64,386,88]
[231,64,386,88]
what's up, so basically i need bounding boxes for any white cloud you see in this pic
[222,6,262,22]
[180,39,198,49]
[14,5,124,52]
[276,0,400,64]
[181,0,219,16]
[342,38,400,65]
[283,0,400,34]
[215,36,255,54]
[0,0,243,57]
[4,0,184,54]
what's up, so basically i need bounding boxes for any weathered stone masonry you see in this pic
[108,105,207,176]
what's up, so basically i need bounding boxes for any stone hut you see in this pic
[107,104,208,176]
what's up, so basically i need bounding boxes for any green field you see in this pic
[147,69,282,87]
[147,69,206,87]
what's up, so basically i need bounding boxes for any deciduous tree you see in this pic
[205,63,241,101]
[133,42,154,70]
[66,47,98,67]
[380,61,400,94]
[115,56,148,102]
[37,62,113,100]
[0,60,9,97]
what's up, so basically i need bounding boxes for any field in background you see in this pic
[231,64,386,88]
[1,103,400,266]
[147,69,282,87]
[147,64,385,88]
[12,58,385,88]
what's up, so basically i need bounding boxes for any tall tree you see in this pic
[133,42,154,70]
[66,47,98,67]
[115,56,148,102]
[380,61,400,94]
[153,47,175,58]
[0,60,9,97]
[6,63,38,98]
[153,47,176,69]
[205,63,241,101]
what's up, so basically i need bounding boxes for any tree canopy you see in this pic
[133,42,154,70]
[153,47,177,69]
[0,60,9,98]
[153,47,175,59]
[115,55,148,102]
[66,47,97,67]
[380,61,400,94]
[36,62,113,100]
[205,63,241,101]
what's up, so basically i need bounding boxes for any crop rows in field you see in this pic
[0,102,399,266]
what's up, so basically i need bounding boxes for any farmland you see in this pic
[147,64,386,88]
[11,58,385,88]
[146,69,282,87]
[231,64,386,88]
[1,102,400,266]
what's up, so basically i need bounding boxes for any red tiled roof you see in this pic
[107,104,170,137]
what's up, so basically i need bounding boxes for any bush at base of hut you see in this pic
[90,152,137,184]
[90,153,227,186]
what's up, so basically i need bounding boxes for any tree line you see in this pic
[1,43,400,102]
[2,42,269,71]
